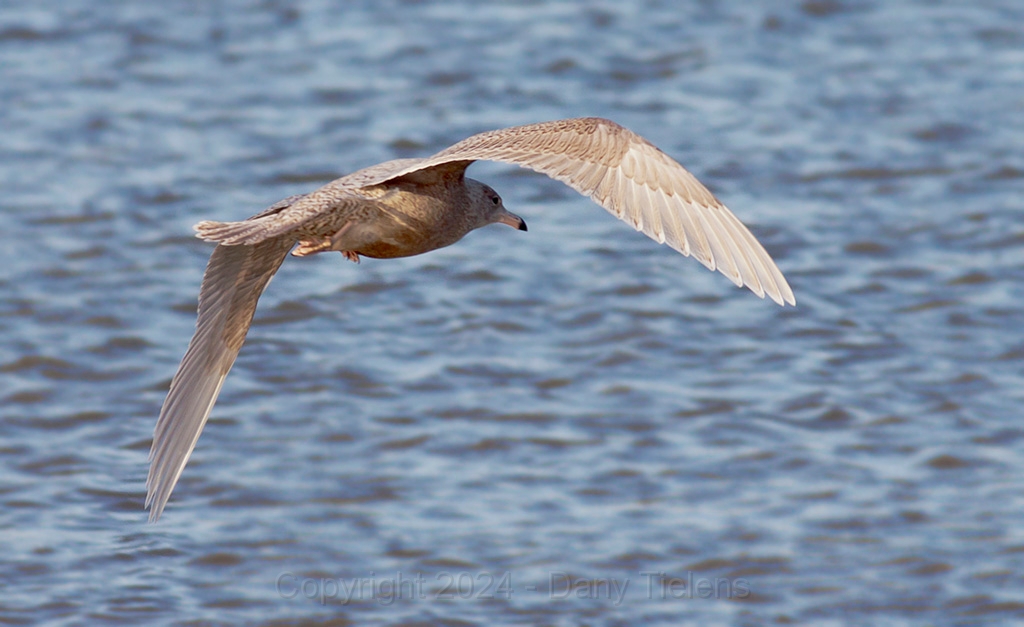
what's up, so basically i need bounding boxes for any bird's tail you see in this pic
[194,218,274,246]
[194,193,309,246]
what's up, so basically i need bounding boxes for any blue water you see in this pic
[2,1,1024,625]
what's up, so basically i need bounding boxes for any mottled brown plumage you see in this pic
[147,117,794,521]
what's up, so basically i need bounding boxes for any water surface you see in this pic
[2,1,1024,625]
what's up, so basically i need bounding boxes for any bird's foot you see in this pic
[292,243,359,263]
[292,238,332,257]
[293,223,355,258]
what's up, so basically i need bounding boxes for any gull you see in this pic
[146,117,795,521]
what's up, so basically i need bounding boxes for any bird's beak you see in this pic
[497,210,528,232]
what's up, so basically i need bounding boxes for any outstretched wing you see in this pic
[146,237,292,521]
[369,118,794,306]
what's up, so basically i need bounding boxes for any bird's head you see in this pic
[467,179,527,232]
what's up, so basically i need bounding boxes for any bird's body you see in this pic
[147,117,795,521]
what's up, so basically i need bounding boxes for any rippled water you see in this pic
[3,1,1024,624]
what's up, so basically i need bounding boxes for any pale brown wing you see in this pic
[146,237,292,521]
[368,118,794,306]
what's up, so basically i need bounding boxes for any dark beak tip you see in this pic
[518,219,528,232]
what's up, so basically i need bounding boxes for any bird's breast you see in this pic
[346,187,473,258]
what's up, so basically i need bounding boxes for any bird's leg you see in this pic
[340,251,360,263]
[292,222,354,258]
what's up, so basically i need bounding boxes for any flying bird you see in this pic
[147,117,795,521]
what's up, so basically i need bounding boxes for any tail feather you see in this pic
[195,193,309,245]
[195,219,272,245]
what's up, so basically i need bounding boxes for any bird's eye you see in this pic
[491,195,500,205]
